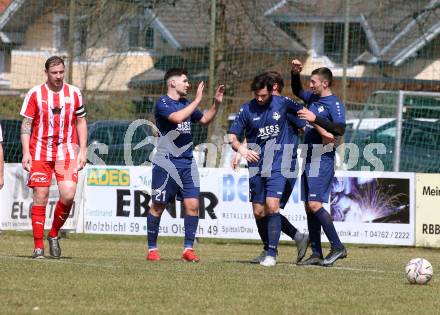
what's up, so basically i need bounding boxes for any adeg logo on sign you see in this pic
[87,169,130,186]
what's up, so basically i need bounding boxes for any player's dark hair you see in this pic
[311,67,333,87]
[45,56,64,70]
[164,68,188,82]
[251,73,274,92]
[265,71,284,92]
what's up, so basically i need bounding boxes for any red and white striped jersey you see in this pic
[20,83,86,161]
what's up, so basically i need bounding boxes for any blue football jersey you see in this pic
[298,91,346,159]
[228,95,305,173]
[154,95,203,167]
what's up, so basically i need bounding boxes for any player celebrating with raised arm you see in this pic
[147,68,224,262]
[231,71,309,264]
[228,73,307,267]
[20,56,87,259]
[291,59,347,266]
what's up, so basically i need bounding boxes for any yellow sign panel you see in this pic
[416,174,440,248]
[87,169,130,186]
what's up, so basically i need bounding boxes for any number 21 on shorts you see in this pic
[155,190,166,202]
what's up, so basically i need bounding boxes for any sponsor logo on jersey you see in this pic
[253,117,261,121]
[176,121,191,133]
[257,124,280,139]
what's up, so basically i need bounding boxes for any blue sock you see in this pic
[147,213,161,250]
[306,211,323,257]
[255,217,268,251]
[280,214,298,240]
[266,213,281,257]
[184,215,199,249]
[314,208,343,250]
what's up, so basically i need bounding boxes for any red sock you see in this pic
[48,201,72,238]
[31,205,46,249]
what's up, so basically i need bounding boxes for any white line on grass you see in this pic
[317,265,387,273]
[0,255,120,269]
[287,263,388,273]
[289,264,404,280]
[0,254,402,276]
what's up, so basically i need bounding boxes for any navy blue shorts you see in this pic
[301,159,335,203]
[279,177,297,209]
[249,171,288,204]
[151,163,200,204]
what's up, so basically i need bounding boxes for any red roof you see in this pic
[0,0,12,13]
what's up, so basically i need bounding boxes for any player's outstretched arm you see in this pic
[168,82,204,124]
[313,124,336,145]
[199,85,225,125]
[20,118,32,171]
[298,107,345,136]
[77,116,88,170]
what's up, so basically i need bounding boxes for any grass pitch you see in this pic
[0,231,439,315]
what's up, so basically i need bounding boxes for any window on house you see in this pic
[128,20,155,49]
[323,23,367,65]
[144,27,154,49]
[0,50,11,73]
[77,20,88,57]
[56,17,88,58]
[58,18,69,52]
[128,25,140,48]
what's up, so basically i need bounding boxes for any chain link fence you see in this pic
[0,0,439,171]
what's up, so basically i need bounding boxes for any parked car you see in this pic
[364,90,440,119]
[87,120,158,166]
[355,119,440,172]
[0,119,22,163]
[344,118,394,143]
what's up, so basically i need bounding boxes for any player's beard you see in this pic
[257,96,271,106]
[47,78,64,91]
[177,88,188,97]
[311,85,323,96]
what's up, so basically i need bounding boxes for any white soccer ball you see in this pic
[405,258,433,285]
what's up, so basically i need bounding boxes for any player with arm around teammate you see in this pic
[231,71,309,264]
[291,59,347,266]
[146,68,225,262]
[228,73,308,267]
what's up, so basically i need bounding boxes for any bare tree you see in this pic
[65,0,181,93]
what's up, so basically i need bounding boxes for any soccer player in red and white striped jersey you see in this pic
[20,56,87,259]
